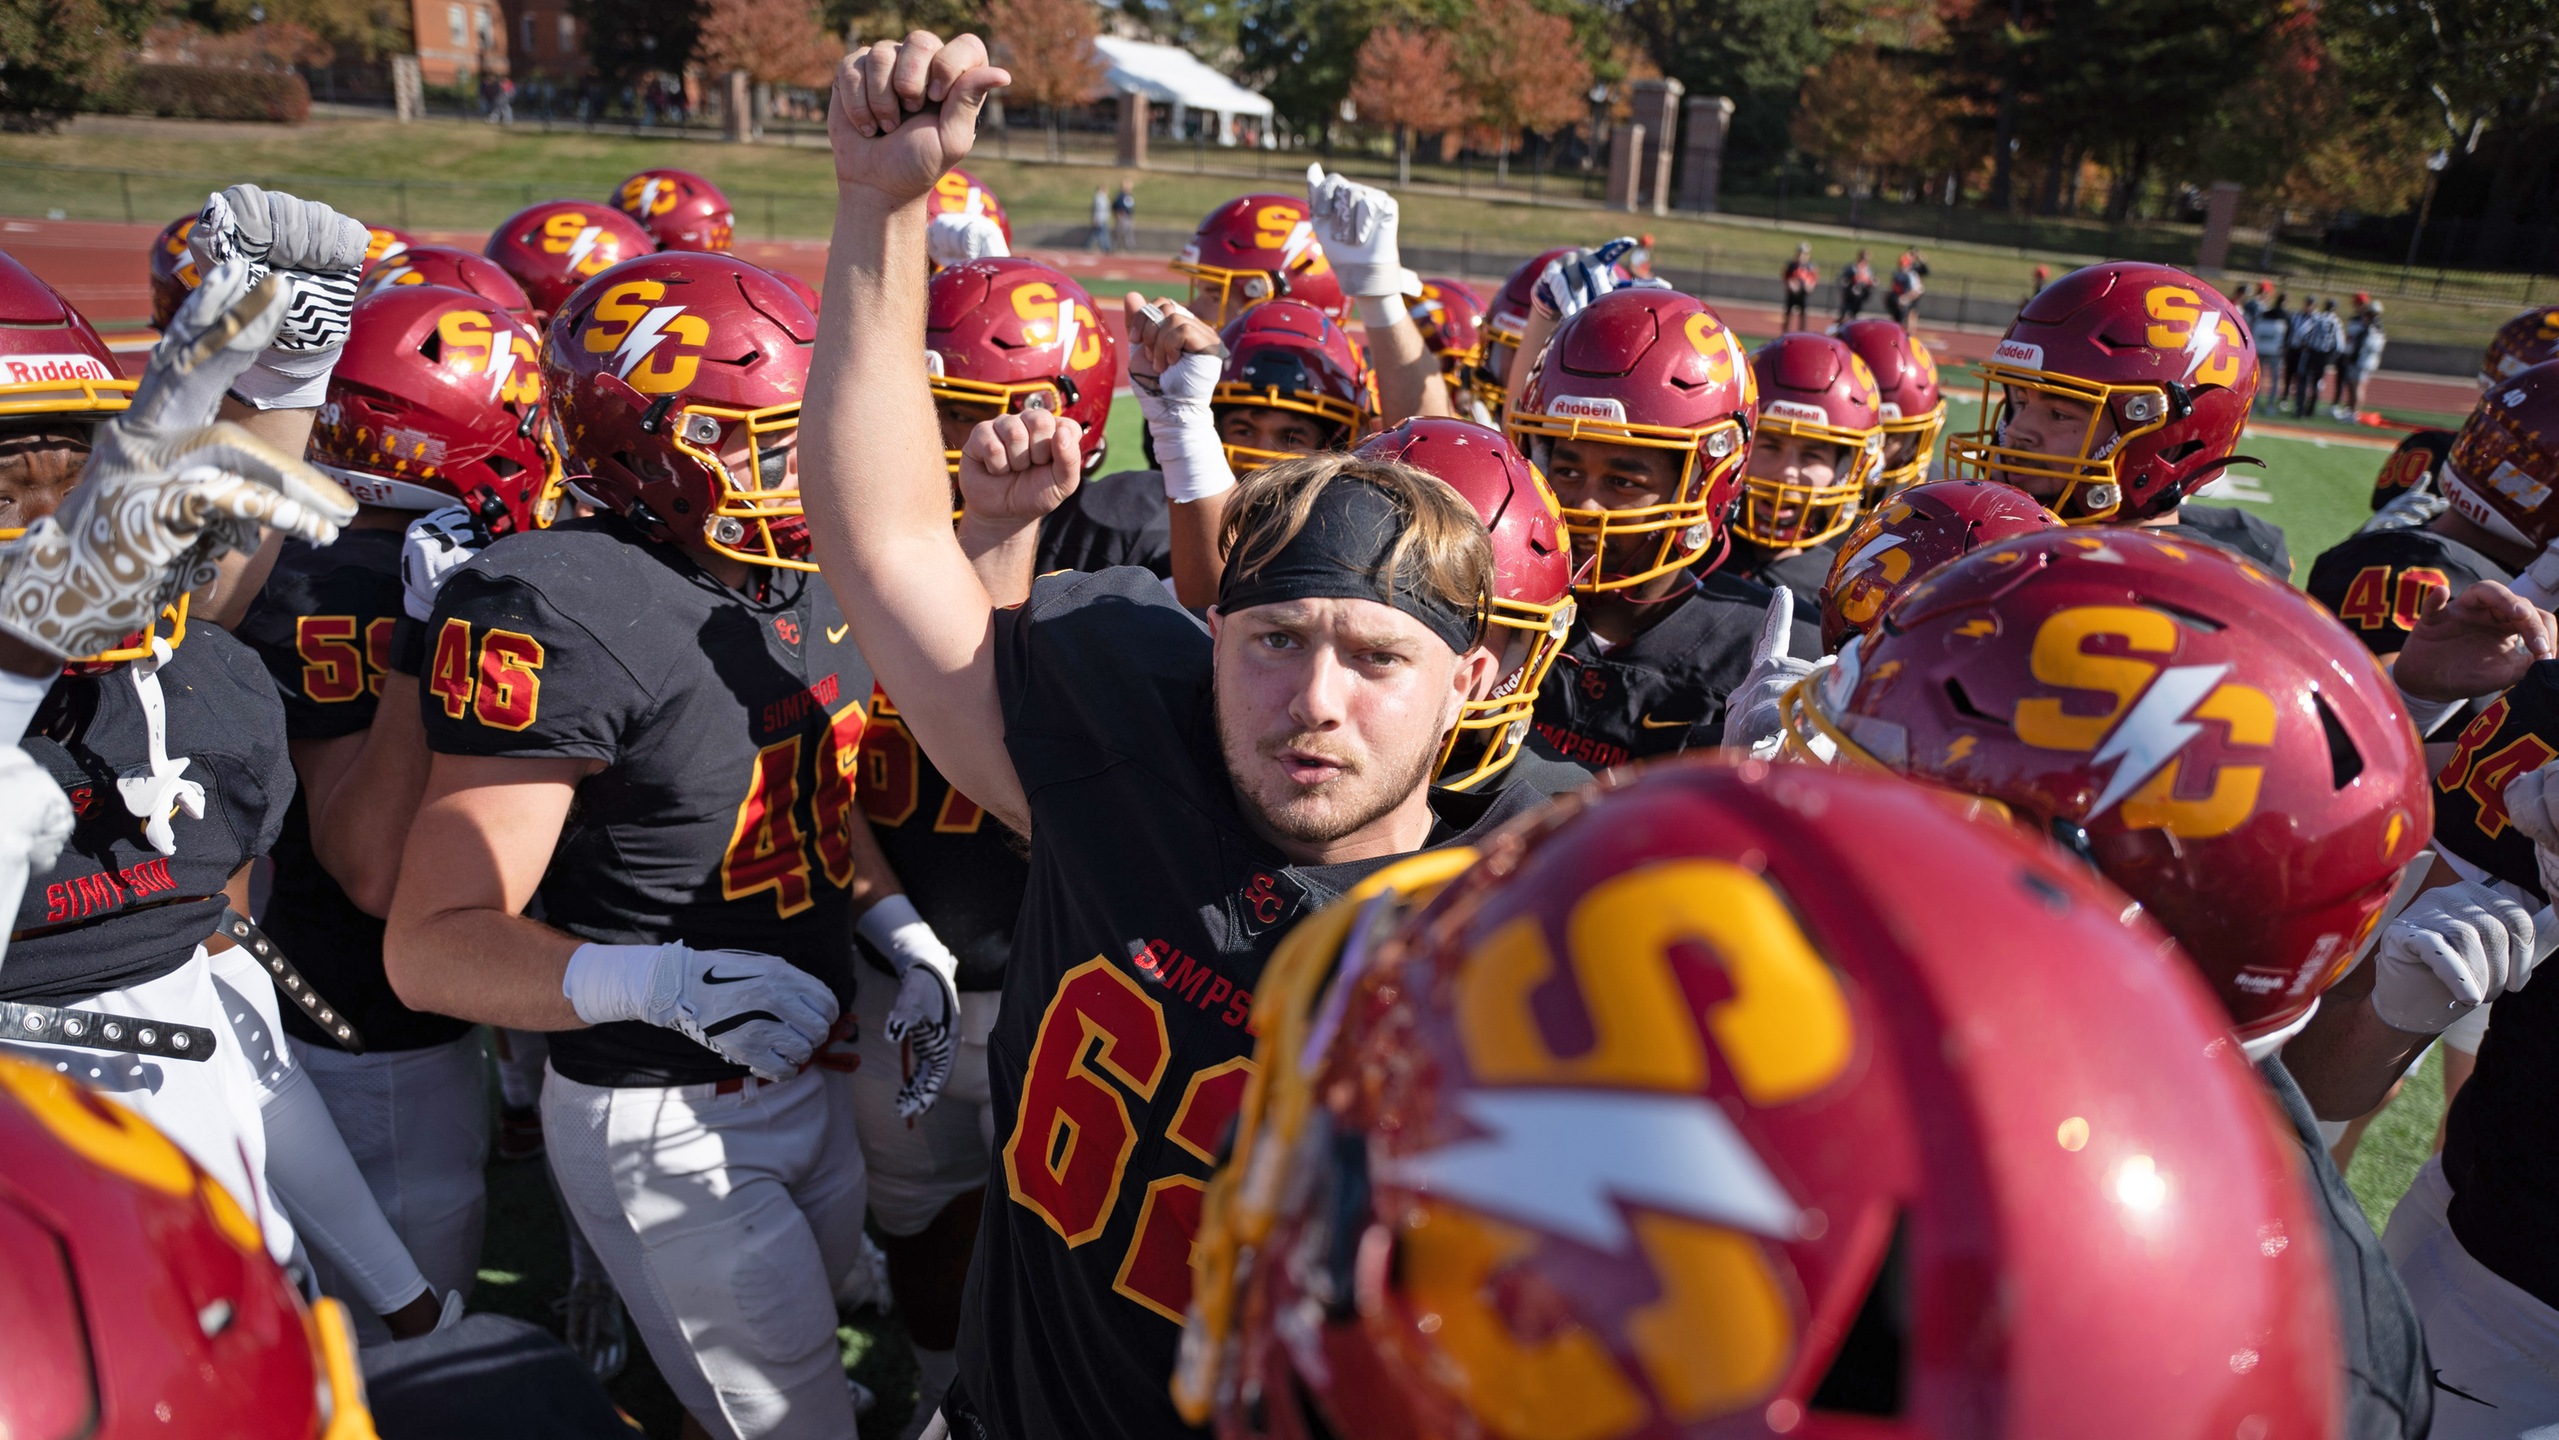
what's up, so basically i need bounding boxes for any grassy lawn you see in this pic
[0,114,2537,349]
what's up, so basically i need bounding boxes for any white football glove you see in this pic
[0,746,75,976]
[2504,758,2559,901]
[1304,163,1416,301]
[0,261,354,663]
[859,894,962,1119]
[1532,237,1670,322]
[562,941,841,1082]
[401,504,490,622]
[1720,588,1826,758]
[927,210,1010,269]
[1128,302,1235,505]
[2372,881,2538,1034]
[188,184,368,409]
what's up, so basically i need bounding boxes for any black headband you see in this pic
[1216,477,1484,654]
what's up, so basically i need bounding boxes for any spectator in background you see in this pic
[1089,185,1112,253]
[1782,243,1817,330]
[2239,282,2265,330]
[1886,248,1929,335]
[2296,298,2343,420]
[490,77,515,126]
[1113,182,1137,252]
[2253,292,2290,412]
[2283,298,2315,412]
[2338,301,2386,419]
[2029,262,2051,299]
[1628,234,1657,279]
[1838,247,1874,323]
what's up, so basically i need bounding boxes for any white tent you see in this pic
[1093,36,1274,147]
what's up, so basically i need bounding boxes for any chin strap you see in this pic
[115,635,203,858]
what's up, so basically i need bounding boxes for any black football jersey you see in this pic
[235,529,472,1054]
[8,626,293,1005]
[956,565,1545,1440]
[1531,568,1821,769]
[1727,537,1840,613]
[855,684,1023,992]
[1035,468,1172,579]
[2431,659,2558,904]
[2373,428,2455,511]
[2307,524,2511,662]
[2167,502,2292,576]
[420,515,875,1088]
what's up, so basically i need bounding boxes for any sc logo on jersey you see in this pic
[2012,604,2274,838]
[581,280,709,394]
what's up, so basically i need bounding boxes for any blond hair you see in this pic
[1218,452,1492,633]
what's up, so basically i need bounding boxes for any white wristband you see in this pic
[858,893,959,985]
[0,665,53,744]
[2515,542,2559,610]
[562,942,663,1026]
[1139,352,1236,505]
[231,341,344,411]
[2397,682,2463,736]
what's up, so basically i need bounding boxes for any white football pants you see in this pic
[2386,1156,2559,1438]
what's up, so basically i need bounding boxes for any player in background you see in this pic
[1506,287,1819,769]
[1950,260,2291,574]
[386,251,947,1437]
[1170,191,1345,329]
[1836,315,1946,503]
[1724,331,1886,611]
[803,37,1554,1435]
[1815,478,2058,654]
[1407,277,1488,423]
[235,282,559,1339]
[483,199,656,324]
[2479,303,2559,389]
[924,167,1013,271]
[1470,247,1576,420]
[359,243,541,328]
[1176,761,2346,1439]
[1782,528,2440,1434]
[611,168,735,252]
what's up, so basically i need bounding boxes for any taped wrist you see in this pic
[1141,351,1235,504]
[562,942,669,1026]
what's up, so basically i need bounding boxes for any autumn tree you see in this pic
[987,0,1103,159]
[696,0,844,87]
[1792,45,1957,198]
[1453,0,1590,185]
[1351,25,1465,185]
[0,0,158,130]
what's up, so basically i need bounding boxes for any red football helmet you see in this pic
[772,268,821,315]
[1409,277,1487,395]
[147,214,201,330]
[546,252,816,569]
[1215,298,1377,472]
[312,285,560,534]
[359,224,415,274]
[1837,317,1946,499]
[2440,359,2559,549]
[1819,480,2058,652]
[1948,262,2256,523]
[1177,759,2340,1440]
[1173,194,1346,327]
[612,168,735,253]
[1506,289,1756,592]
[927,167,1013,247]
[0,1055,376,1440]
[357,244,538,328]
[1738,332,1885,548]
[1475,248,1576,417]
[0,249,133,426]
[2480,305,2559,389]
[2370,427,2453,512]
[1785,527,2429,1043]
[484,200,657,320]
[1355,418,1574,791]
[926,258,1117,474]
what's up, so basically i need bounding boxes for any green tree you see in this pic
[575,0,707,90]
[1615,0,1833,185]
[1102,0,1236,56]
[828,0,988,43]
[0,0,160,130]
[2322,0,2559,160]
[1234,0,1377,145]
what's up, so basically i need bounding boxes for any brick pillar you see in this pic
[2197,180,2243,273]
[1678,95,1736,212]
[723,70,751,142]
[1628,78,1684,216]
[392,55,423,122]
[1607,123,1647,212]
[1118,91,1149,168]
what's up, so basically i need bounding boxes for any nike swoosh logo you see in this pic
[1638,713,1699,730]
[826,624,849,644]
[2432,1369,2497,1407]
[700,968,756,985]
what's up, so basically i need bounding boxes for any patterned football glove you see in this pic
[189,184,368,409]
[1532,237,1670,321]
[401,504,493,622]
[861,895,962,1119]
[0,260,354,662]
[1305,163,1417,301]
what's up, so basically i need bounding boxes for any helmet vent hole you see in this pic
[1942,677,2002,725]
[486,455,522,479]
[2162,439,2206,464]
[417,330,442,362]
[2315,690,2364,789]
[1808,1211,1908,1417]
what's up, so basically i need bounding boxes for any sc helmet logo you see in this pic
[434,310,542,405]
[2141,286,2248,387]
[620,175,679,218]
[538,211,621,278]
[581,279,709,394]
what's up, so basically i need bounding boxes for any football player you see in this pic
[1176,760,2346,1438]
[803,39,1553,1437]
[360,224,415,275]
[385,251,942,1436]
[482,199,655,323]
[1950,260,2291,573]
[1725,331,1887,610]
[1505,288,1819,769]
[234,282,559,1336]
[1408,276,1488,421]
[1170,191,1345,328]
[146,212,201,329]
[1782,527,2437,1434]
[358,243,541,327]
[2479,303,2559,389]
[1837,315,1947,502]
[924,167,1012,271]
[2368,426,2457,521]
[611,167,735,253]
[1816,478,2058,654]
[1471,247,1577,419]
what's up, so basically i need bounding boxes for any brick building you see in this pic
[405,0,586,87]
